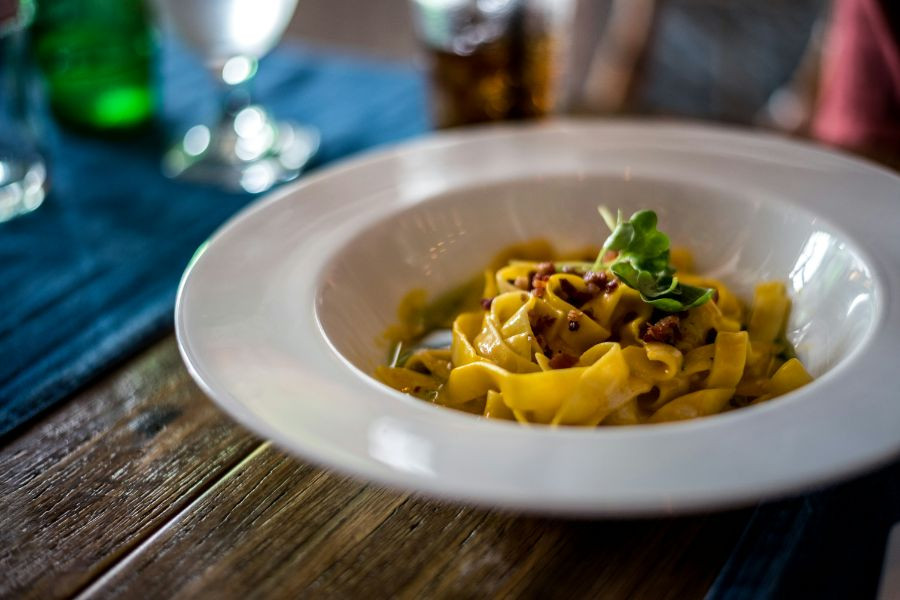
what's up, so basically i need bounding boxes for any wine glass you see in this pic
[153,0,319,193]
[0,0,46,222]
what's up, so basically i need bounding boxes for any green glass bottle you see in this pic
[32,0,154,132]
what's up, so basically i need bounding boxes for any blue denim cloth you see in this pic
[0,39,427,436]
[707,459,900,599]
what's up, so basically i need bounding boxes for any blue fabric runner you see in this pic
[707,459,900,599]
[0,39,427,437]
[1,33,896,600]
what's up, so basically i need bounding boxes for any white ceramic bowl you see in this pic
[176,120,900,516]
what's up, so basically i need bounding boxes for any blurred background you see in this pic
[0,0,894,255]
[290,0,826,127]
[6,0,894,202]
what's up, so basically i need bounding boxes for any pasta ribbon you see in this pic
[378,249,813,427]
[553,345,651,426]
[484,390,514,421]
[649,388,735,423]
[707,331,749,388]
[769,358,813,397]
[603,399,642,425]
[749,281,789,343]
[373,366,441,398]
[683,344,715,376]
[451,311,486,367]
[621,344,682,382]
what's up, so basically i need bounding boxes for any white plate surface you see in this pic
[176,120,900,516]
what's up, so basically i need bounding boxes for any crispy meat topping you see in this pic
[640,315,682,344]
[548,352,579,369]
[583,270,608,287]
[535,262,556,278]
[532,278,548,293]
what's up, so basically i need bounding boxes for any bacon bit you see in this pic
[530,264,554,290]
[480,297,493,310]
[549,353,578,369]
[567,310,582,331]
[533,286,545,298]
[584,270,619,294]
[514,275,530,290]
[641,315,681,344]
[535,262,556,277]
[583,271,608,287]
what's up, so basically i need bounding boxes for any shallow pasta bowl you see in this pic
[175,120,900,516]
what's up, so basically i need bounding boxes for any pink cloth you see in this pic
[813,0,900,152]
[0,0,18,26]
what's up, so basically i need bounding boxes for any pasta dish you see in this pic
[376,208,812,426]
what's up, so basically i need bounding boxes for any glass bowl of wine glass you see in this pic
[153,0,320,193]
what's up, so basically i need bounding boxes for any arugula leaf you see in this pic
[594,208,714,312]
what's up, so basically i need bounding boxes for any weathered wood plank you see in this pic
[0,338,261,599]
[79,441,748,600]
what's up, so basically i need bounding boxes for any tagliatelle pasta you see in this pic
[375,210,813,426]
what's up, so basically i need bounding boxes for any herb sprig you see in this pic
[592,208,714,312]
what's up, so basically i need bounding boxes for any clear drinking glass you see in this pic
[153,0,319,193]
[409,0,574,129]
[0,0,46,222]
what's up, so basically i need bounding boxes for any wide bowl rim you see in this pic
[175,118,900,516]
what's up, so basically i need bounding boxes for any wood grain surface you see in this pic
[0,339,261,599]
[78,441,749,600]
[1,338,750,599]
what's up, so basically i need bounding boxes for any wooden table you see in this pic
[2,337,751,598]
[5,2,895,597]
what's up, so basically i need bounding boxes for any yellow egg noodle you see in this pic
[376,210,813,426]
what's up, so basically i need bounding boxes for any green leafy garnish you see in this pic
[592,208,714,312]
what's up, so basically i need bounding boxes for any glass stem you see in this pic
[213,55,258,125]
